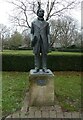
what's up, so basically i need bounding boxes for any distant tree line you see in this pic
[50,16,81,49]
[0,16,82,51]
[0,0,81,51]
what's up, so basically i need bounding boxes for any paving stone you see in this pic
[63,112,72,118]
[51,106,56,111]
[56,112,64,118]
[29,107,38,112]
[42,111,50,118]
[79,113,82,118]
[20,112,28,118]
[6,114,13,119]
[27,110,35,118]
[39,106,47,111]
[55,105,62,113]
[49,110,56,118]
[21,92,29,113]
[45,106,55,111]
[34,110,41,118]
[71,112,80,118]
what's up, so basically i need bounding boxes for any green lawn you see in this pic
[1,50,81,56]
[54,72,81,112]
[0,72,2,117]
[1,50,34,55]
[2,72,29,117]
[2,71,81,117]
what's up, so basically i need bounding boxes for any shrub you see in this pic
[56,48,83,52]
[47,55,82,71]
[2,53,82,71]
[2,54,34,71]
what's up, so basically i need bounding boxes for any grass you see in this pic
[2,72,29,117]
[2,71,81,117]
[1,50,34,55]
[54,71,81,112]
[0,72,2,117]
[0,50,81,56]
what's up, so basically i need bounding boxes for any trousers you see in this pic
[34,35,47,69]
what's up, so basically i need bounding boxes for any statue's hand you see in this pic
[31,36,38,47]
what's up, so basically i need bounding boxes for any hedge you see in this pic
[57,48,83,52]
[50,46,83,52]
[2,53,82,71]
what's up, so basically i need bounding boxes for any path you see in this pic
[5,92,81,119]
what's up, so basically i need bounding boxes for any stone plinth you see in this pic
[29,69,54,106]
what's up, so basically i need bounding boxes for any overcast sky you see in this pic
[0,0,81,28]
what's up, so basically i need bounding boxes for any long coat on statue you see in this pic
[31,18,50,54]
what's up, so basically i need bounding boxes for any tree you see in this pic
[50,16,81,48]
[8,0,81,30]
[0,24,10,51]
[8,31,23,49]
[23,35,31,48]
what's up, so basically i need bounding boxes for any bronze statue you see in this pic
[31,9,50,73]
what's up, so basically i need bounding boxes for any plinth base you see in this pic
[29,69,54,106]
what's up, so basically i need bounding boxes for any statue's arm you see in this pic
[47,23,50,44]
[31,22,34,41]
[48,34,50,44]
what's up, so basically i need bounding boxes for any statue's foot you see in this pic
[42,69,49,73]
[34,69,39,73]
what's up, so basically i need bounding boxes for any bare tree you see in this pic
[0,24,10,51]
[8,0,81,30]
[50,16,80,48]
[0,24,9,40]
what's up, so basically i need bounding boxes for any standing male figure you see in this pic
[31,9,50,73]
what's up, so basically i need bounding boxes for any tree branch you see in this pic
[49,1,79,18]
[8,0,81,31]
[46,0,56,21]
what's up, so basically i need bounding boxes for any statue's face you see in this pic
[38,9,44,17]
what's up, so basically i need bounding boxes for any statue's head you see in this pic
[37,9,44,18]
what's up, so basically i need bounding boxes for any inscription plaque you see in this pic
[37,79,47,86]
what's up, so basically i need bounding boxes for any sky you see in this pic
[0,0,81,29]
[0,0,11,25]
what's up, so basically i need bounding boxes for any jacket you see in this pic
[31,18,50,54]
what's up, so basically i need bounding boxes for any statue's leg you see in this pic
[34,54,40,71]
[42,53,47,69]
[42,53,49,73]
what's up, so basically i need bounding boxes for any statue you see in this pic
[31,8,50,73]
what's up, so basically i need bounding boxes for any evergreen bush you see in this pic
[2,53,82,71]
